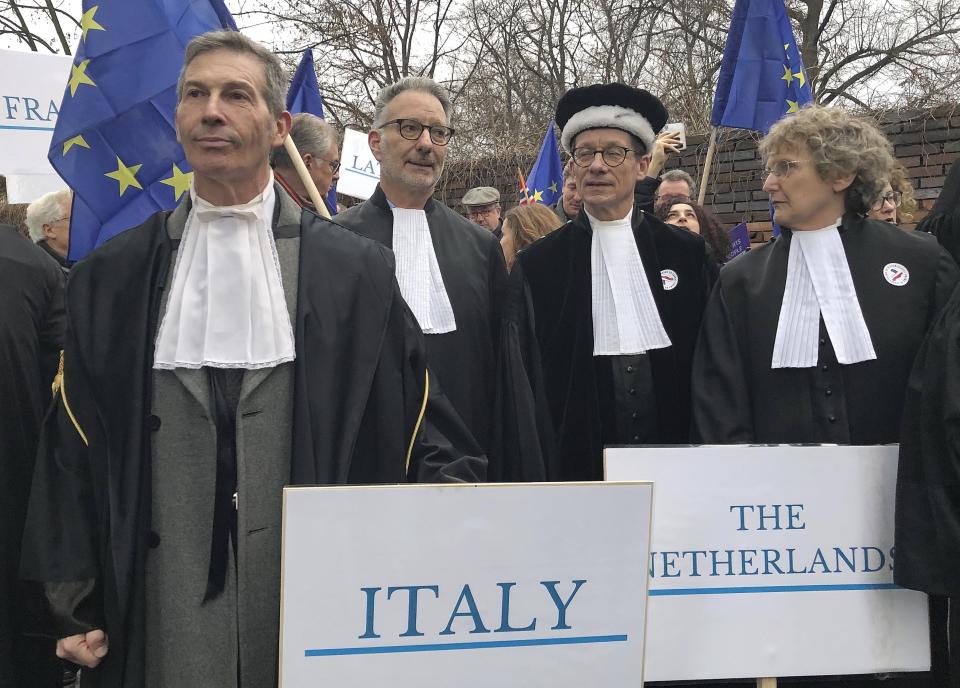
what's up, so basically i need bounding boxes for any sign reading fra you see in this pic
[280,483,652,686]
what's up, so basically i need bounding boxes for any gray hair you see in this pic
[659,169,697,198]
[25,189,71,242]
[177,30,286,117]
[372,77,453,127]
[270,113,338,168]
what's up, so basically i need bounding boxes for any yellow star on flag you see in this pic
[69,59,96,96]
[786,99,800,113]
[62,134,90,156]
[532,190,544,203]
[159,164,193,201]
[784,43,790,51]
[104,156,143,196]
[549,181,558,193]
[781,65,794,85]
[794,70,806,88]
[80,6,105,41]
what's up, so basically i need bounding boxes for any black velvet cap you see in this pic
[555,83,668,153]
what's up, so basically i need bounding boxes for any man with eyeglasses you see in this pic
[270,112,340,214]
[26,189,74,273]
[462,186,503,238]
[497,83,715,482]
[336,77,509,471]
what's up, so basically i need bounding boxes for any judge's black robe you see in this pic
[335,186,508,463]
[691,215,959,445]
[18,207,485,688]
[498,208,715,482]
[0,226,64,688]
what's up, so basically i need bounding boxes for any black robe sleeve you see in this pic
[400,288,488,483]
[689,280,755,443]
[20,343,105,638]
[490,263,551,482]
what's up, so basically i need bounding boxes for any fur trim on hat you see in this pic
[559,105,656,154]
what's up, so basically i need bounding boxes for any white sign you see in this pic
[280,482,653,687]
[336,127,380,200]
[605,445,930,682]
[0,49,72,201]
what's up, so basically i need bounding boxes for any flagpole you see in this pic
[283,135,332,220]
[697,127,719,206]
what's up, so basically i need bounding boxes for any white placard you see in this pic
[336,127,380,200]
[280,483,653,687]
[605,445,930,681]
[0,49,72,187]
[5,173,67,204]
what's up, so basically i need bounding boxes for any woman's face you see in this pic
[500,219,517,271]
[868,182,898,224]
[664,203,700,234]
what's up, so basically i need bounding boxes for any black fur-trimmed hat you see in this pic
[555,83,668,154]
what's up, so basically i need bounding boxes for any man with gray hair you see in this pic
[20,31,484,688]
[336,77,511,475]
[270,112,340,213]
[654,168,697,212]
[26,189,73,272]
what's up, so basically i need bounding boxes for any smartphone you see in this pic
[663,122,687,150]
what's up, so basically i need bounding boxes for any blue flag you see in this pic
[522,120,563,206]
[711,0,813,133]
[53,0,237,260]
[285,49,337,215]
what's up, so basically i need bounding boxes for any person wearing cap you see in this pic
[336,77,508,465]
[463,186,503,238]
[496,83,715,482]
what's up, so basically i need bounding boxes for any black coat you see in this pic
[335,186,508,458]
[497,209,714,481]
[692,215,959,444]
[18,207,485,688]
[0,226,64,688]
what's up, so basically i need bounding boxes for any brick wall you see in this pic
[440,104,960,243]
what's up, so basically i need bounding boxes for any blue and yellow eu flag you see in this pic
[710,0,813,133]
[286,49,337,215]
[522,120,563,206]
[52,0,236,260]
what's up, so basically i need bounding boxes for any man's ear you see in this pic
[42,223,56,240]
[636,154,652,182]
[274,111,293,146]
[302,153,313,169]
[368,129,384,162]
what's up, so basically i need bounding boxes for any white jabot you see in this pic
[588,209,672,356]
[771,221,876,368]
[153,179,296,370]
[390,207,457,334]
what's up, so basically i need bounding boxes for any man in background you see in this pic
[26,189,73,273]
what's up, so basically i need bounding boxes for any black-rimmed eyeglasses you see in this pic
[381,118,455,146]
[571,145,637,168]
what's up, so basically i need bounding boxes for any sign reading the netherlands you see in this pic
[605,445,930,681]
[279,483,653,687]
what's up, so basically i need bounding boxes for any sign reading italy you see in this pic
[280,483,653,687]
[605,445,930,681]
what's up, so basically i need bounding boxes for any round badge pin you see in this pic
[883,263,909,287]
[661,269,679,291]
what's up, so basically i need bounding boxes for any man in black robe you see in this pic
[335,77,507,468]
[0,224,64,688]
[498,83,715,482]
[19,31,483,688]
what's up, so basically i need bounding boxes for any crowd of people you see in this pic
[4,27,960,688]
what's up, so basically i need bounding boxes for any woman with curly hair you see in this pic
[868,164,919,226]
[656,200,731,263]
[499,203,563,271]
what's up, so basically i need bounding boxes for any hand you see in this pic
[649,130,682,177]
[57,629,109,668]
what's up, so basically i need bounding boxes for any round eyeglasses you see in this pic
[382,118,455,146]
[571,145,636,168]
[871,191,903,210]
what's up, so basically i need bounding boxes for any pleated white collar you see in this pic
[390,207,456,334]
[771,220,876,368]
[588,209,671,356]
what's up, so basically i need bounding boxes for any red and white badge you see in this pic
[883,263,909,287]
[661,269,679,290]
